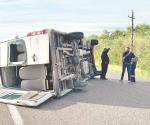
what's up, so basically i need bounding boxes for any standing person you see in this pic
[130,54,138,82]
[120,47,134,81]
[100,48,110,80]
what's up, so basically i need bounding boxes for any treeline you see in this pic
[87,24,150,72]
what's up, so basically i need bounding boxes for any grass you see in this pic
[93,46,150,79]
[96,63,150,78]
[109,64,150,79]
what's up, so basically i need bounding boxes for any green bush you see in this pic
[87,24,150,77]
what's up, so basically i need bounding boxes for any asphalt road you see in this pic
[0,72,150,125]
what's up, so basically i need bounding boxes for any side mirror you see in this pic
[91,39,99,46]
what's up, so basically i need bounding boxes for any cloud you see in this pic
[0,20,127,41]
[0,0,150,40]
[1,0,19,2]
[0,0,32,4]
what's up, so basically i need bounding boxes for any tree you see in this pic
[99,30,110,39]
[134,24,150,35]
[110,29,125,39]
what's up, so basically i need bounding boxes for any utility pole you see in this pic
[128,10,135,51]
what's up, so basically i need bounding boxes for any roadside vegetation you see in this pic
[87,24,150,78]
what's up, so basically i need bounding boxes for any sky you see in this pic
[0,0,150,40]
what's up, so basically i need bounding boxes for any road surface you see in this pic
[0,72,150,125]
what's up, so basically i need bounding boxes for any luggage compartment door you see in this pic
[0,88,54,107]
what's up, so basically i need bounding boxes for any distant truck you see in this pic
[0,29,99,106]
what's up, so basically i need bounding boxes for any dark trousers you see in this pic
[101,63,108,78]
[121,62,131,81]
[130,64,136,82]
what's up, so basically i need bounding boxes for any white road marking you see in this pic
[7,104,24,125]
[0,78,23,125]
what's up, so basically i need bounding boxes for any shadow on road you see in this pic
[38,78,150,110]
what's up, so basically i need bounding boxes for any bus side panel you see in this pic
[0,42,8,67]
[25,34,49,65]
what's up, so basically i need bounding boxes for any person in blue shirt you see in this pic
[120,47,135,81]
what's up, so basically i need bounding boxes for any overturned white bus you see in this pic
[0,29,99,106]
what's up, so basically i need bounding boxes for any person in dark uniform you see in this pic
[120,47,135,81]
[100,48,110,80]
[130,53,138,82]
